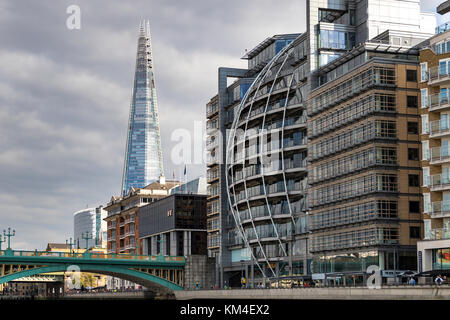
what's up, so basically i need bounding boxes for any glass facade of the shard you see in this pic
[121,21,164,195]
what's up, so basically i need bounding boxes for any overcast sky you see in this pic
[0,0,446,250]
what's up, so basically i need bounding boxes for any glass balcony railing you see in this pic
[431,201,450,216]
[430,146,450,163]
[429,119,450,136]
[428,228,450,240]
[430,174,450,190]
[429,93,450,111]
[428,66,450,83]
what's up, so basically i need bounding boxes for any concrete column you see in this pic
[142,238,148,255]
[183,231,189,256]
[379,251,385,270]
[188,231,192,255]
[151,236,157,255]
[170,231,177,256]
[251,257,254,288]
[161,233,166,256]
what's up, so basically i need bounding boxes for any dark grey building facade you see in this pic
[139,194,207,257]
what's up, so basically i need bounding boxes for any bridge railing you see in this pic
[0,249,185,263]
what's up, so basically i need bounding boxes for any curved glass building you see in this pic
[225,36,310,279]
[74,206,107,249]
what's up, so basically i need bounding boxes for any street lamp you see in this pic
[66,238,74,252]
[0,236,6,251]
[3,228,15,250]
[81,232,93,251]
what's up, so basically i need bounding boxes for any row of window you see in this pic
[308,67,396,116]
[310,173,398,207]
[235,198,307,222]
[309,93,396,138]
[233,133,307,162]
[310,120,396,160]
[207,200,219,215]
[232,178,308,203]
[310,147,397,184]
[310,200,398,231]
[318,29,355,51]
[231,154,307,183]
[244,221,296,240]
[310,227,399,252]
[207,233,220,247]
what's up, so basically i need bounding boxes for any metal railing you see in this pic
[431,201,450,217]
[0,249,185,262]
[430,146,450,164]
[428,66,450,83]
[430,174,450,190]
[428,93,450,111]
[426,228,450,240]
[429,119,450,137]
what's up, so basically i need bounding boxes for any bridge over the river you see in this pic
[0,249,185,292]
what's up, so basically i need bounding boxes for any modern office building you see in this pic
[73,206,107,249]
[121,20,164,195]
[417,23,450,273]
[225,34,310,286]
[206,33,302,287]
[213,0,436,287]
[139,194,207,256]
[308,29,432,282]
[104,176,180,255]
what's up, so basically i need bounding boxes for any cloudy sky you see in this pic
[0,0,446,250]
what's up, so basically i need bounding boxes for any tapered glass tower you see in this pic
[121,20,164,195]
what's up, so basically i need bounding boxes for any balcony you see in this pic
[207,104,219,118]
[429,119,450,139]
[430,174,450,191]
[125,230,135,237]
[428,66,450,86]
[426,228,450,240]
[107,222,116,230]
[429,93,450,112]
[207,154,218,166]
[430,146,450,165]
[431,201,450,218]
[125,216,135,224]
[206,139,218,151]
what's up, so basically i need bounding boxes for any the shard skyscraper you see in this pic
[121,20,164,195]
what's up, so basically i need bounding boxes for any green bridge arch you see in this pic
[0,264,183,292]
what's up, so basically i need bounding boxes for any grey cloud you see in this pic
[0,0,308,250]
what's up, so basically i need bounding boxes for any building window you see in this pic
[422,140,429,160]
[408,174,420,187]
[409,201,420,213]
[409,226,421,239]
[406,69,417,82]
[420,62,428,82]
[423,166,430,186]
[407,122,419,134]
[408,148,419,161]
[421,115,429,134]
[407,95,418,108]
[424,193,431,213]
[421,88,428,108]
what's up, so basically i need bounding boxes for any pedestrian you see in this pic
[435,275,443,286]
[409,277,416,286]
